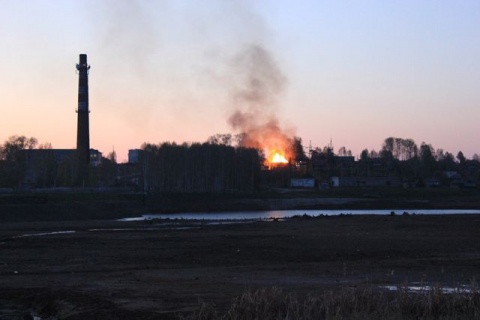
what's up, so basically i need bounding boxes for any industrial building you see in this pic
[20,54,102,187]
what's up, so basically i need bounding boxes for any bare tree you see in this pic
[337,146,352,157]
[207,134,233,146]
[0,135,38,187]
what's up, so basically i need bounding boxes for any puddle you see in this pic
[87,228,160,232]
[13,231,76,238]
[380,283,475,294]
[13,224,218,239]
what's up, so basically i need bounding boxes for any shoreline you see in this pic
[1,214,480,318]
[0,188,479,222]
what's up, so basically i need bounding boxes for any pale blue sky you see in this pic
[1,0,479,161]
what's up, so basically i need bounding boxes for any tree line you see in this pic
[0,135,263,192]
[0,135,116,188]
[0,134,479,190]
[310,137,480,186]
[141,141,261,192]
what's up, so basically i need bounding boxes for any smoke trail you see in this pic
[227,44,294,160]
[85,1,295,161]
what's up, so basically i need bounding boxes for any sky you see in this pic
[1,0,479,162]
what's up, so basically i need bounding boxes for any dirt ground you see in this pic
[1,214,480,319]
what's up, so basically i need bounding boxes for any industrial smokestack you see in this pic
[76,54,90,184]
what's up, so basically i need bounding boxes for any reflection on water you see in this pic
[381,283,474,294]
[12,230,76,238]
[12,222,249,239]
[120,209,480,222]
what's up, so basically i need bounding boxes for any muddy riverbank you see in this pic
[1,187,479,222]
[1,214,480,318]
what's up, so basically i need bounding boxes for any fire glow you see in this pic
[237,124,293,169]
[271,152,288,164]
[227,45,295,170]
[268,150,289,167]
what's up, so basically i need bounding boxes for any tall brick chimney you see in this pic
[76,54,90,185]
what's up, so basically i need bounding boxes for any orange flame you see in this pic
[233,120,293,169]
[265,146,291,169]
[270,152,288,164]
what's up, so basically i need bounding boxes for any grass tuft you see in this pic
[181,282,480,320]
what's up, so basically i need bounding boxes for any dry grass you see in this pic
[181,282,480,320]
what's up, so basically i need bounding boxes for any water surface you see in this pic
[120,209,480,221]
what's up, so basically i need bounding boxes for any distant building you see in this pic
[21,148,102,186]
[290,178,316,188]
[443,171,462,180]
[424,178,441,187]
[128,149,143,164]
[89,149,102,167]
[330,176,402,188]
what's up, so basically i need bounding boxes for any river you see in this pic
[119,209,480,221]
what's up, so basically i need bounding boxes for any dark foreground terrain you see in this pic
[1,213,480,319]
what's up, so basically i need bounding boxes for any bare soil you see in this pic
[1,214,480,319]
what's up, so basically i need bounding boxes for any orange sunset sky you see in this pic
[1,1,479,162]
